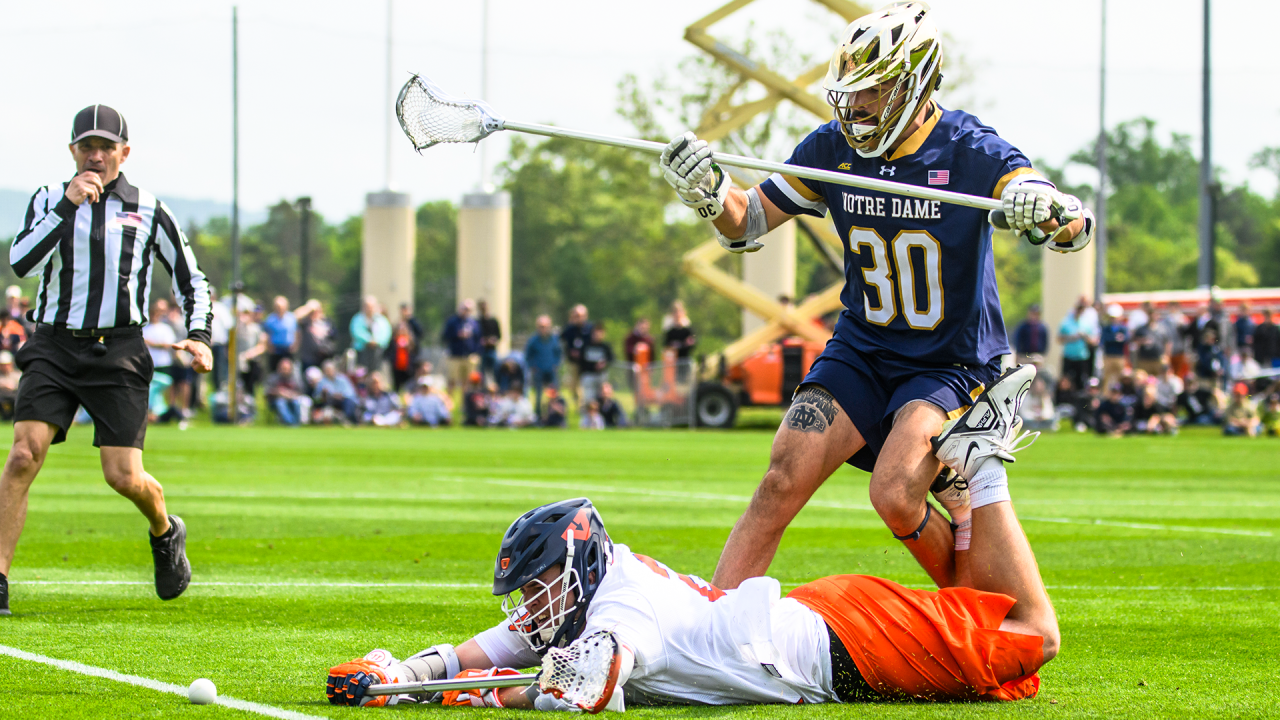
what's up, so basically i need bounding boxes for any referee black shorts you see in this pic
[14,326,153,448]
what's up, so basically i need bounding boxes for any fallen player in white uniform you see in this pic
[326,489,1058,710]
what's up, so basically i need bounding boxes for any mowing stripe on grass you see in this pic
[20,580,1279,593]
[0,644,327,719]
[460,478,1277,537]
[1021,515,1273,537]
[32,485,1280,508]
[21,580,490,588]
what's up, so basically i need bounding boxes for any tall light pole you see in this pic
[1197,0,1214,288]
[298,197,312,303]
[228,5,242,419]
[1095,0,1108,301]
[384,0,394,190]
[479,0,492,191]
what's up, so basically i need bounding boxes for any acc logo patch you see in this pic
[837,163,851,170]
[561,508,591,542]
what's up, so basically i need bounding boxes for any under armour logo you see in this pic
[879,166,896,177]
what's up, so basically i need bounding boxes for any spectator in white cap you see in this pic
[1100,304,1129,390]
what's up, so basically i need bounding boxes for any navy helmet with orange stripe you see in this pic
[495,498,613,655]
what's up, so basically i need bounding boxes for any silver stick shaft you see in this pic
[364,672,538,697]
[500,119,1003,213]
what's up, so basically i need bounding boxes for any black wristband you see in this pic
[53,196,79,220]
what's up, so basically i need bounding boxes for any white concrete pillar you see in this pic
[1041,239,1097,376]
[457,191,512,354]
[362,191,415,317]
[741,222,797,336]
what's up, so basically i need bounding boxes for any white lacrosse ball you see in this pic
[189,678,217,705]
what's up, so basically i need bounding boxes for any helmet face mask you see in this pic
[822,1,943,158]
[500,560,584,652]
[493,498,612,655]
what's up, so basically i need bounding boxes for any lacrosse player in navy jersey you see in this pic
[658,2,1095,592]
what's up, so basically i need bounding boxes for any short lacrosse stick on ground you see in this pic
[395,74,1020,225]
[539,630,632,713]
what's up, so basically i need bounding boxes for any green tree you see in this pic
[1064,118,1268,292]
[413,200,457,337]
[499,135,740,352]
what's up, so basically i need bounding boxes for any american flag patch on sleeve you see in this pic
[927,170,950,185]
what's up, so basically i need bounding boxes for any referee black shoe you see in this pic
[150,515,190,600]
[1,572,11,616]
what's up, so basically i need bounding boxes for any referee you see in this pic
[0,105,213,616]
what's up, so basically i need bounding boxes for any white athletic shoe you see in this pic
[931,365,1040,481]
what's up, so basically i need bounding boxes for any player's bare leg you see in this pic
[967,462,1059,661]
[99,447,170,536]
[870,401,956,587]
[713,385,864,589]
[0,421,59,575]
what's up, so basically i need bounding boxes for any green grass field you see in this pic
[0,423,1276,719]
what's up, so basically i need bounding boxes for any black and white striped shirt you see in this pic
[11,173,212,346]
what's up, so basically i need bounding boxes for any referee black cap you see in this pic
[71,104,128,145]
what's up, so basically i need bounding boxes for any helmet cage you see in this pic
[492,498,612,656]
[822,1,943,158]
[500,549,585,655]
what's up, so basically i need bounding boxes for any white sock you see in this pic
[953,517,972,552]
[968,457,1011,510]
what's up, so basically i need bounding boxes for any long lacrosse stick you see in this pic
[396,74,1021,228]
[364,671,538,698]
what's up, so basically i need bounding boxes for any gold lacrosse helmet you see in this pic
[822,1,943,158]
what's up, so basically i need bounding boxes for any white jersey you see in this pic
[473,544,838,706]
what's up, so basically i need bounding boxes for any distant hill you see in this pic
[1,188,263,238]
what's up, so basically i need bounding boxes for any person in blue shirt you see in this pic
[1012,304,1049,367]
[1100,304,1130,390]
[1058,297,1099,393]
[659,2,1095,595]
[313,360,359,424]
[442,300,481,394]
[349,295,392,375]
[524,314,562,417]
[261,295,299,373]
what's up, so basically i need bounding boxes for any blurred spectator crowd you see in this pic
[46,287,700,431]
[1014,296,1280,438]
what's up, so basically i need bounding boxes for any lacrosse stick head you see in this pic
[538,631,625,714]
[396,74,505,152]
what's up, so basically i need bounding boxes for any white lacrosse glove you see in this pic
[1000,180,1060,233]
[660,131,731,222]
[1045,203,1094,254]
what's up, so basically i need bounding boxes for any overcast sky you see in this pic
[2,0,1276,221]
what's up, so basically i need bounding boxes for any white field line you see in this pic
[20,580,1278,593]
[0,644,327,720]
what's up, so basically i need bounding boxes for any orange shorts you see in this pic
[789,575,1043,702]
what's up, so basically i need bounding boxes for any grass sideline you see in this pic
[0,424,1276,718]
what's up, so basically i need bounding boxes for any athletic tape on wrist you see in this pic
[715,187,768,249]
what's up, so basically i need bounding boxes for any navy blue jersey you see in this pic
[761,105,1038,366]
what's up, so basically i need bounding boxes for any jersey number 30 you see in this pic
[849,227,943,330]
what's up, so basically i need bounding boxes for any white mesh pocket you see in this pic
[538,631,620,713]
[396,75,501,150]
